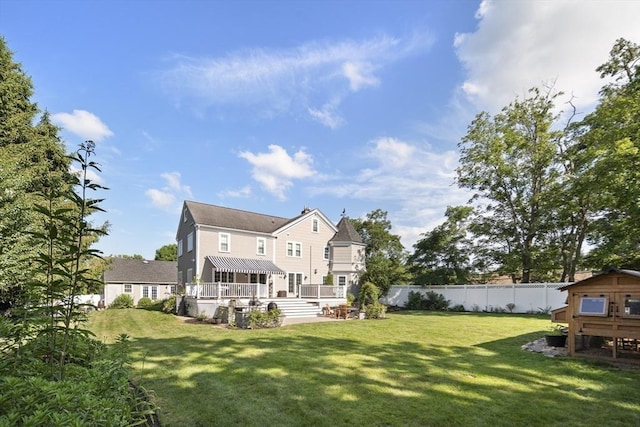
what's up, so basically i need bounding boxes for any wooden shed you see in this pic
[551,268,640,363]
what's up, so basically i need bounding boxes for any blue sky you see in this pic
[2,0,639,259]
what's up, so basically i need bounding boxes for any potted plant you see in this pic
[545,324,568,347]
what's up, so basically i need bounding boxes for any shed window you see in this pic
[578,297,608,316]
[623,297,640,316]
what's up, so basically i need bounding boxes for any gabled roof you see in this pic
[330,216,364,244]
[558,268,640,291]
[184,200,290,233]
[103,258,176,284]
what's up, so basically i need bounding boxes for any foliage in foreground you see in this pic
[0,334,155,426]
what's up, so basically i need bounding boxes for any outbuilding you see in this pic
[552,268,640,363]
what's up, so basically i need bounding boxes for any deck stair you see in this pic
[268,299,323,319]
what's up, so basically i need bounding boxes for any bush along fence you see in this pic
[381,283,567,313]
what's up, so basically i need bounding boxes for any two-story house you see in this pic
[176,201,365,317]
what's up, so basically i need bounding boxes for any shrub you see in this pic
[405,290,424,310]
[0,334,156,425]
[137,297,153,308]
[346,292,355,306]
[358,282,380,308]
[450,304,466,312]
[364,302,387,319]
[109,294,134,309]
[162,295,177,314]
[248,308,282,328]
[423,291,450,311]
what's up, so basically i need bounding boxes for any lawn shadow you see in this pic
[115,313,640,427]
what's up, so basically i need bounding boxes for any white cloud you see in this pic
[51,110,114,141]
[159,32,434,127]
[217,185,252,199]
[145,188,175,209]
[308,137,471,249]
[342,61,379,91]
[454,0,640,114]
[239,145,316,201]
[308,106,344,129]
[146,172,192,212]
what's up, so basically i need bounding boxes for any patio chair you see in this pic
[336,304,349,319]
[322,304,334,317]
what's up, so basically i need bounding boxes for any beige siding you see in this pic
[195,226,276,282]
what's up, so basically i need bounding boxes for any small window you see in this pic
[578,297,608,316]
[623,297,640,316]
[177,239,183,257]
[257,237,266,255]
[219,233,230,252]
[183,208,187,223]
[338,276,346,286]
[124,284,132,293]
[312,218,319,233]
[187,232,194,252]
[323,246,330,260]
[287,241,302,257]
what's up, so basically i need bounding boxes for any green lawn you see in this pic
[87,310,640,427]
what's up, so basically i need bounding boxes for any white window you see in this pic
[287,241,302,257]
[323,246,330,260]
[151,286,158,300]
[312,218,319,233]
[187,232,194,252]
[338,276,346,286]
[124,284,132,293]
[249,273,267,284]
[219,233,230,252]
[178,239,183,257]
[214,271,235,283]
[142,286,149,298]
[257,237,266,255]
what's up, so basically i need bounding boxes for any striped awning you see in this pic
[206,256,285,275]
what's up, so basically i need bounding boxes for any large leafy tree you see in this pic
[350,209,409,295]
[155,243,178,261]
[580,38,640,269]
[0,38,73,306]
[409,206,476,284]
[457,86,565,282]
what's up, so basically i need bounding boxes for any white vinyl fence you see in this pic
[381,283,568,313]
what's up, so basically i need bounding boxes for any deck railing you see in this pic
[299,284,346,299]
[186,282,267,299]
[186,283,346,299]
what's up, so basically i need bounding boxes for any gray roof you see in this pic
[185,200,291,233]
[330,217,364,244]
[103,258,177,284]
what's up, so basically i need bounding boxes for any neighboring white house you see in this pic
[103,258,177,306]
[176,201,365,300]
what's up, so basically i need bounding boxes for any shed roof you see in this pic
[103,258,176,284]
[558,268,640,291]
[185,200,290,233]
